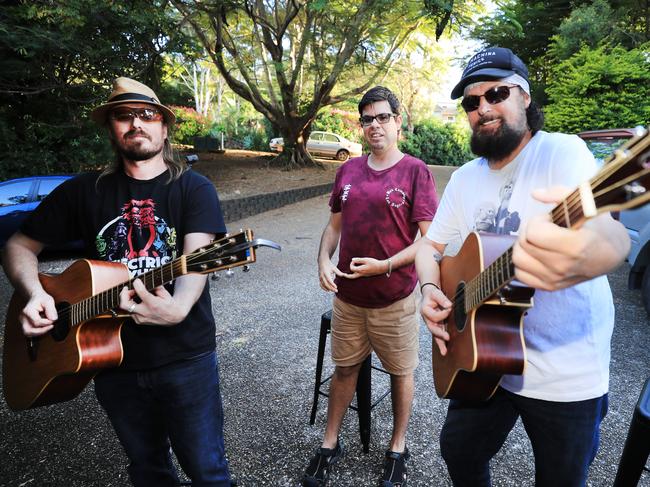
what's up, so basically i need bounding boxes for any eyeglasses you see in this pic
[109,107,164,123]
[359,113,397,127]
[461,85,519,113]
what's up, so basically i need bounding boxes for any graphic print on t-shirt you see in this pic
[472,178,521,235]
[95,198,177,276]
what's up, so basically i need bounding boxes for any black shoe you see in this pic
[302,439,344,486]
[381,447,410,487]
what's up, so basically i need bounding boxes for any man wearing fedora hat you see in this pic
[3,77,233,486]
[415,47,629,485]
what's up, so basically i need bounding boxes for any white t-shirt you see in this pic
[426,131,614,402]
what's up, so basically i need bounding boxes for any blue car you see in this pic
[0,175,74,247]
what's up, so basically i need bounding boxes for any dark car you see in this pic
[0,175,73,247]
[578,127,650,317]
[577,128,637,166]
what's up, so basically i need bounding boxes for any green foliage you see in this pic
[399,118,472,166]
[311,109,362,143]
[0,0,195,180]
[171,106,211,145]
[544,44,650,133]
[548,0,614,61]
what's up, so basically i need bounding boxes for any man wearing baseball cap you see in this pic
[416,47,630,485]
[3,77,234,486]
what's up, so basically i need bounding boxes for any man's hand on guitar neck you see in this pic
[513,186,630,291]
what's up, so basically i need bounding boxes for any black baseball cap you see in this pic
[451,47,529,100]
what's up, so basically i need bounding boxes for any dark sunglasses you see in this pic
[461,85,519,113]
[359,112,397,127]
[109,107,164,123]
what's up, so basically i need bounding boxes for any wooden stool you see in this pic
[309,310,390,453]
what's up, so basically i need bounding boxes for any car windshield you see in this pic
[583,137,630,167]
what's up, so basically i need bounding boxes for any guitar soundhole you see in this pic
[453,282,467,332]
[50,302,71,342]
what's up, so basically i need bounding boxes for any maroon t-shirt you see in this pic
[330,154,439,308]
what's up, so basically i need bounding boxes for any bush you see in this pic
[312,109,362,143]
[399,119,472,166]
[544,44,650,133]
[170,106,211,145]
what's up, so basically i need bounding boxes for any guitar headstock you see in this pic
[184,229,281,275]
[591,126,650,213]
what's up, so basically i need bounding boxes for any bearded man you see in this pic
[415,47,630,486]
[3,77,234,486]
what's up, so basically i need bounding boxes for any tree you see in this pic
[544,44,650,133]
[0,0,194,178]
[172,0,454,168]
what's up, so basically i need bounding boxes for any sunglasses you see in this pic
[109,107,164,123]
[461,85,519,113]
[359,112,397,127]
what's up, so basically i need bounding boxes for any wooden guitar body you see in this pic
[3,260,128,411]
[434,232,534,401]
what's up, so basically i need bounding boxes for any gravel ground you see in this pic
[1,194,649,486]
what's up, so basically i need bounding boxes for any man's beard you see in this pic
[470,117,528,161]
[117,131,164,161]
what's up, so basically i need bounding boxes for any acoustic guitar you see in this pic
[3,229,280,411]
[434,127,650,401]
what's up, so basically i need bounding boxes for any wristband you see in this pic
[420,282,441,293]
[385,258,392,278]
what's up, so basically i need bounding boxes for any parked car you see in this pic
[0,175,74,247]
[269,131,363,161]
[578,127,650,316]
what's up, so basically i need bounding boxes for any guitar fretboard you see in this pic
[68,257,187,324]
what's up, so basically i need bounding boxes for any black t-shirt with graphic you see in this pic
[21,169,226,369]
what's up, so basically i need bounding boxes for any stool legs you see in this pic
[310,311,331,425]
[356,355,372,454]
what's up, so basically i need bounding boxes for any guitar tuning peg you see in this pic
[242,265,250,273]
[211,273,220,281]
[225,269,234,278]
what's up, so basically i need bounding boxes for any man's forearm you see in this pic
[2,234,44,299]
[318,225,339,264]
[581,214,630,278]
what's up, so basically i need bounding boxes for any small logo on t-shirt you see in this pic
[341,184,352,202]
[385,187,406,208]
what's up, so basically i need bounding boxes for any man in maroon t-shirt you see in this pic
[303,86,439,487]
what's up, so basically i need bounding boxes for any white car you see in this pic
[269,131,363,161]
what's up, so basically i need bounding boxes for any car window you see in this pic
[322,134,339,142]
[0,181,33,207]
[583,138,630,167]
[36,178,67,201]
[310,133,323,141]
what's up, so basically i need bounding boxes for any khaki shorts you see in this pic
[331,292,419,375]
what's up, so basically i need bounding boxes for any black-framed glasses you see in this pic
[359,112,397,127]
[109,107,164,123]
[461,85,519,113]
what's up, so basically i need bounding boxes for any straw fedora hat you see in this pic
[90,77,175,125]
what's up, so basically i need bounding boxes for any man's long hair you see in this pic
[526,100,544,135]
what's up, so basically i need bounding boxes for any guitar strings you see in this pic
[54,238,245,325]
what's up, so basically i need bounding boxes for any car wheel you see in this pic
[336,149,350,162]
[642,266,650,317]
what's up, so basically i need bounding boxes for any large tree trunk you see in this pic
[272,121,322,169]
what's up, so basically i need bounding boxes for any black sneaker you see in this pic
[302,439,344,486]
[381,447,410,487]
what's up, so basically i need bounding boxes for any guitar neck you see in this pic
[71,256,189,324]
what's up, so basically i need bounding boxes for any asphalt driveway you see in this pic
[1,194,649,486]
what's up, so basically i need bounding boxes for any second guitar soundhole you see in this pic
[50,302,71,341]
[453,282,467,332]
